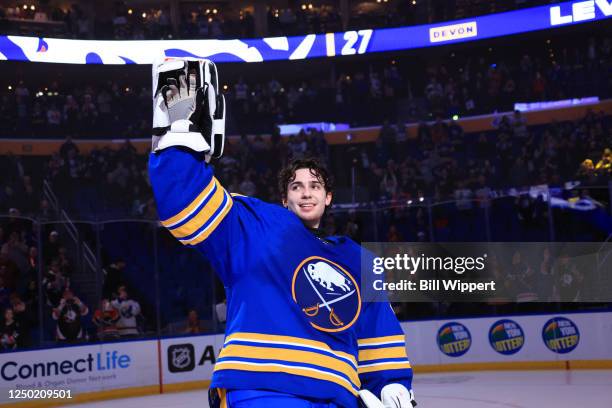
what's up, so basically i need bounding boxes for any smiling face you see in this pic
[283,168,332,229]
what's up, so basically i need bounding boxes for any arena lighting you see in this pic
[278,122,349,135]
[514,96,599,112]
[30,5,35,10]
[1,0,609,64]
[128,9,133,15]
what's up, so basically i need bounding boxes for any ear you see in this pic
[325,192,332,207]
[282,197,288,208]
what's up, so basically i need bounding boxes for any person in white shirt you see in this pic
[111,285,141,337]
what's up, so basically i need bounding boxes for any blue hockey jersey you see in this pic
[149,147,413,408]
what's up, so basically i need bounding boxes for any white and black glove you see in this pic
[152,57,225,160]
[359,384,416,408]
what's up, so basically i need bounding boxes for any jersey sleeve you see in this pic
[356,301,413,397]
[148,147,256,285]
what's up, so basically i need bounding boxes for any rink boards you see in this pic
[1,311,611,407]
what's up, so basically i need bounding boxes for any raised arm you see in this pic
[149,147,237,279]
[148,57,239,279]
[148,58,277,287]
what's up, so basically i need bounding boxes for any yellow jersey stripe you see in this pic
[358,335,405,346]
[358,346,408,362]
[358,361,412,374]
[170,179,225,238]
[219,344,360,387]
[214,361,359,396]
[183,191,233,245]
[225,332,357,366]
[161,177,216,228]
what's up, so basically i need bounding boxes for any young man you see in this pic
[148,58,415,408]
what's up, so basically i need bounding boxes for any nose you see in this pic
[301,187,312,198]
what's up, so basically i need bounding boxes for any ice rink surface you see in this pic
[65,370,612,408]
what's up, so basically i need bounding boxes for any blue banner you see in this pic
[0,0,609,64]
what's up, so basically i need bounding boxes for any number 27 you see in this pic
[341,30,373,55]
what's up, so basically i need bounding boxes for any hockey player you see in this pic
[148,58,415,408]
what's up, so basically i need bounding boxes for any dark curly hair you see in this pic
[278,158,334,201]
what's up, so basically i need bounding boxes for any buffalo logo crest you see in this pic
[292,256,361,332]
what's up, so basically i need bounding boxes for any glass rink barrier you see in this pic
[0,184,610,351]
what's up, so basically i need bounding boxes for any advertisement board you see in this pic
[402,311,612,369]
[160,334,224,391]
[0,340,158,405]
[1,312,610,406]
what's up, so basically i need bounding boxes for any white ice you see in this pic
[64,370,612,408]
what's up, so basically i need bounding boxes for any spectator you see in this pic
[92,298,121,341]
[45,230,61,263]
[387,224,403,242]
[537,247,554,301]
[1,308,19,351]
[102,259,126,299]
[238,174,257,197]
[9,293,31,348]
[183,309,204,334]
[42,261,69,307]
[111,286,141,338]
[552,254,583,302]
[505,251,536,302]
[1,231,28,275]
[52,288,89,343]
[510,110,528,138]
[0,277,10,310]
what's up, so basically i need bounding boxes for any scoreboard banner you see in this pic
[0,0,610,65]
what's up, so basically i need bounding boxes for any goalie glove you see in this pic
[151,57,225,160]
[359,384,416,408]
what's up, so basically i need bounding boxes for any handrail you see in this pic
[83,243,97,273]
[60,209,78,243]
[596,233,612,268]
[42,180,59,212]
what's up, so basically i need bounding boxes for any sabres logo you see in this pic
[291,256,361,333]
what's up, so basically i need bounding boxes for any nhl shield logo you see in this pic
[291,256,361,333]
[168,344,195,373]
